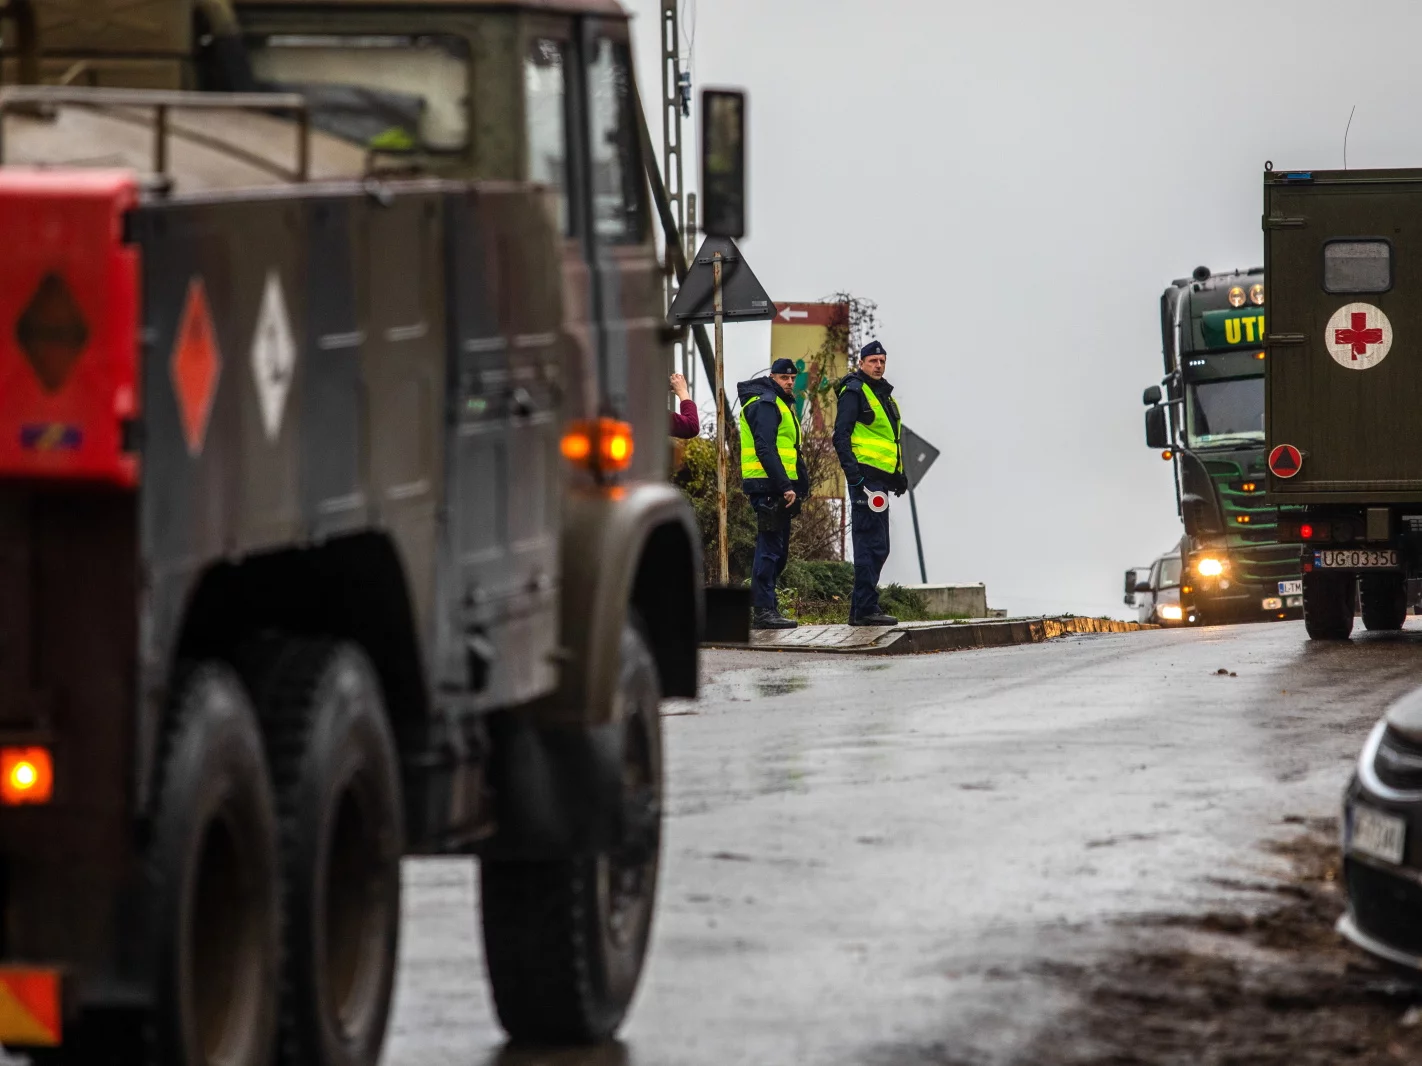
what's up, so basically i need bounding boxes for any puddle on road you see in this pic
[754,674,810,698]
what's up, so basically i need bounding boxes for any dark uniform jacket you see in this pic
[737,376,809,497]
[833,370,908,494]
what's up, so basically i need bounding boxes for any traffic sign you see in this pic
[1269,443,1302,478]
[902,425,940,491]
[666,236,775,325]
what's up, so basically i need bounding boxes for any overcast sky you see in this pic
[625,0,1422,618]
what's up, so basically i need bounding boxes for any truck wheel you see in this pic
[480,620,664,1044]
[1303,571,1355,640]
[237,639,404,1066]
[1361,573,1408,631]
[147,662,281,1066]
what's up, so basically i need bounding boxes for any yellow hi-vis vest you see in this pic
[842,382,903,476]
[739,394,800,481]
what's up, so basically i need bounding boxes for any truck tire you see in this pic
[236,639,404,1066]
[1361,573,1408,631]
[480,620,664,1044]
[147,662,281,1066]
[1303,571,1355,640]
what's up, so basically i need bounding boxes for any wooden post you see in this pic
[714,251,728,584]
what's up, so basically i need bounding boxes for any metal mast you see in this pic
[661,0,694,389]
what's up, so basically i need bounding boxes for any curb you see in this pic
[704,615,1158,656]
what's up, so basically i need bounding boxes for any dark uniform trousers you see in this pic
[851,488,891,619]
[749,494,792,610]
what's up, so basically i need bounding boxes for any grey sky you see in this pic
[626,0,1418,618]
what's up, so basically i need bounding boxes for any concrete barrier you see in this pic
[897,583,990,618]
[707,615,1157,655]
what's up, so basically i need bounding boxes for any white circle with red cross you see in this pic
[1325,302,1393,370]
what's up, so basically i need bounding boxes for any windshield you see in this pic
[1158,558,1181,588]
[1185,375,1263,448]
[247,33,470,152]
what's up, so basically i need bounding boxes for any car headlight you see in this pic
[1159,605,1184,621]
[1196,557,1225,577]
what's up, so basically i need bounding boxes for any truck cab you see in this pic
[1143,266,1302,625]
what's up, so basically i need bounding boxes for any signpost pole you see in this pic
[908,484,928,584]
[714,251,728,584]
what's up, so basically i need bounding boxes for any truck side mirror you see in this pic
[1123,569,1138,604]
[1145,405,1169,449]
[1142,385,1162,406]
[701,88,746,239]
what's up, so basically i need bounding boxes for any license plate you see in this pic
[1278,580,1302,596]
[1314,549,1399,569]
[1262,597,1283,610]
[1351,804,1407,866]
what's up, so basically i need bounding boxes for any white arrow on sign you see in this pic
[777,307,809,321]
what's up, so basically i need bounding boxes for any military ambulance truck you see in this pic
[1261,165,1422,640]
[0,1,705,1061]
[1144,267,1303,625]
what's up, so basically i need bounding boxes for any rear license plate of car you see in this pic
[1262,597,1283,610]
[1314,549,1399,569]
[1279,580,1303,596]
[1351,804,1407,866]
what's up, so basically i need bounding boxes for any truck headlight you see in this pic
[1196,558,1225,577]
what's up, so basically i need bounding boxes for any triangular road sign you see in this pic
[667,236,776,325]
[902,425,940,491]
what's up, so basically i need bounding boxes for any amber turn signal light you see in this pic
[562,418,635,476]
[1,747,53,806]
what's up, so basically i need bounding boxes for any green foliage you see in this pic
[779,559,853,601]
[672,436,757,583]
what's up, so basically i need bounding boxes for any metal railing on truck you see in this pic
[0,85,311,184]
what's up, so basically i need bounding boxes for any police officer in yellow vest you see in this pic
[738,358,808,629]
[834,340,906,626]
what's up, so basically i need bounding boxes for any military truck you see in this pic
[1143,266,1303,626]
[1259,164,1422,639]
[0,1,706,1061]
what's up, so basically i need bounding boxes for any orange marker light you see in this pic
[562,418,634,476]
[560,429,591,462]
[1,747,53,806]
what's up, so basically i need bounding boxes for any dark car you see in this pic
[1124,549,1191,625]
[1338,688,1422,969]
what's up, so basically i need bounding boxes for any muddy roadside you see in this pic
[1015,818,1422,1066]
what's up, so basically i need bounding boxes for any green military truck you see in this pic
[1143,266,1303,625]
[0,1,708,1061]
[1262,164,1422,640]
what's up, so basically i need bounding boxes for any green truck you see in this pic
[1262,165,1422,639]
[0,0,720,1061]
[1143,266,1303,625]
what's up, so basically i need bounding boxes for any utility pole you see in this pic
[661,0,694,390]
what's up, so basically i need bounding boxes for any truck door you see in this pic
[1266,172,1422,498]
[577,18,664,482]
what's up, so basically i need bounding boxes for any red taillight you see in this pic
[1300,523,1314,539]
[0,169,139,488]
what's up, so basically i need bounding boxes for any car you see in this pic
[1125,548,1194,625]
[1339,687,1422,970]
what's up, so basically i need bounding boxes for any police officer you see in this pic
[834,340,906,626]
[738,358,807,629]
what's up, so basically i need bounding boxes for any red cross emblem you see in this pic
[1334,311,1384,359]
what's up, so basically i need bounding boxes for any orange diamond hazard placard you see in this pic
[170,278,222,456]
[0,967,61,1047]
[1269,443,1302,479]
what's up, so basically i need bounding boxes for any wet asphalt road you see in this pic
[380,619,1422,1066]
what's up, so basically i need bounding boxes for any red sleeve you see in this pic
[669,399,700,439]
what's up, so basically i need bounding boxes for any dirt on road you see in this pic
[1017,818,1422,1066]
